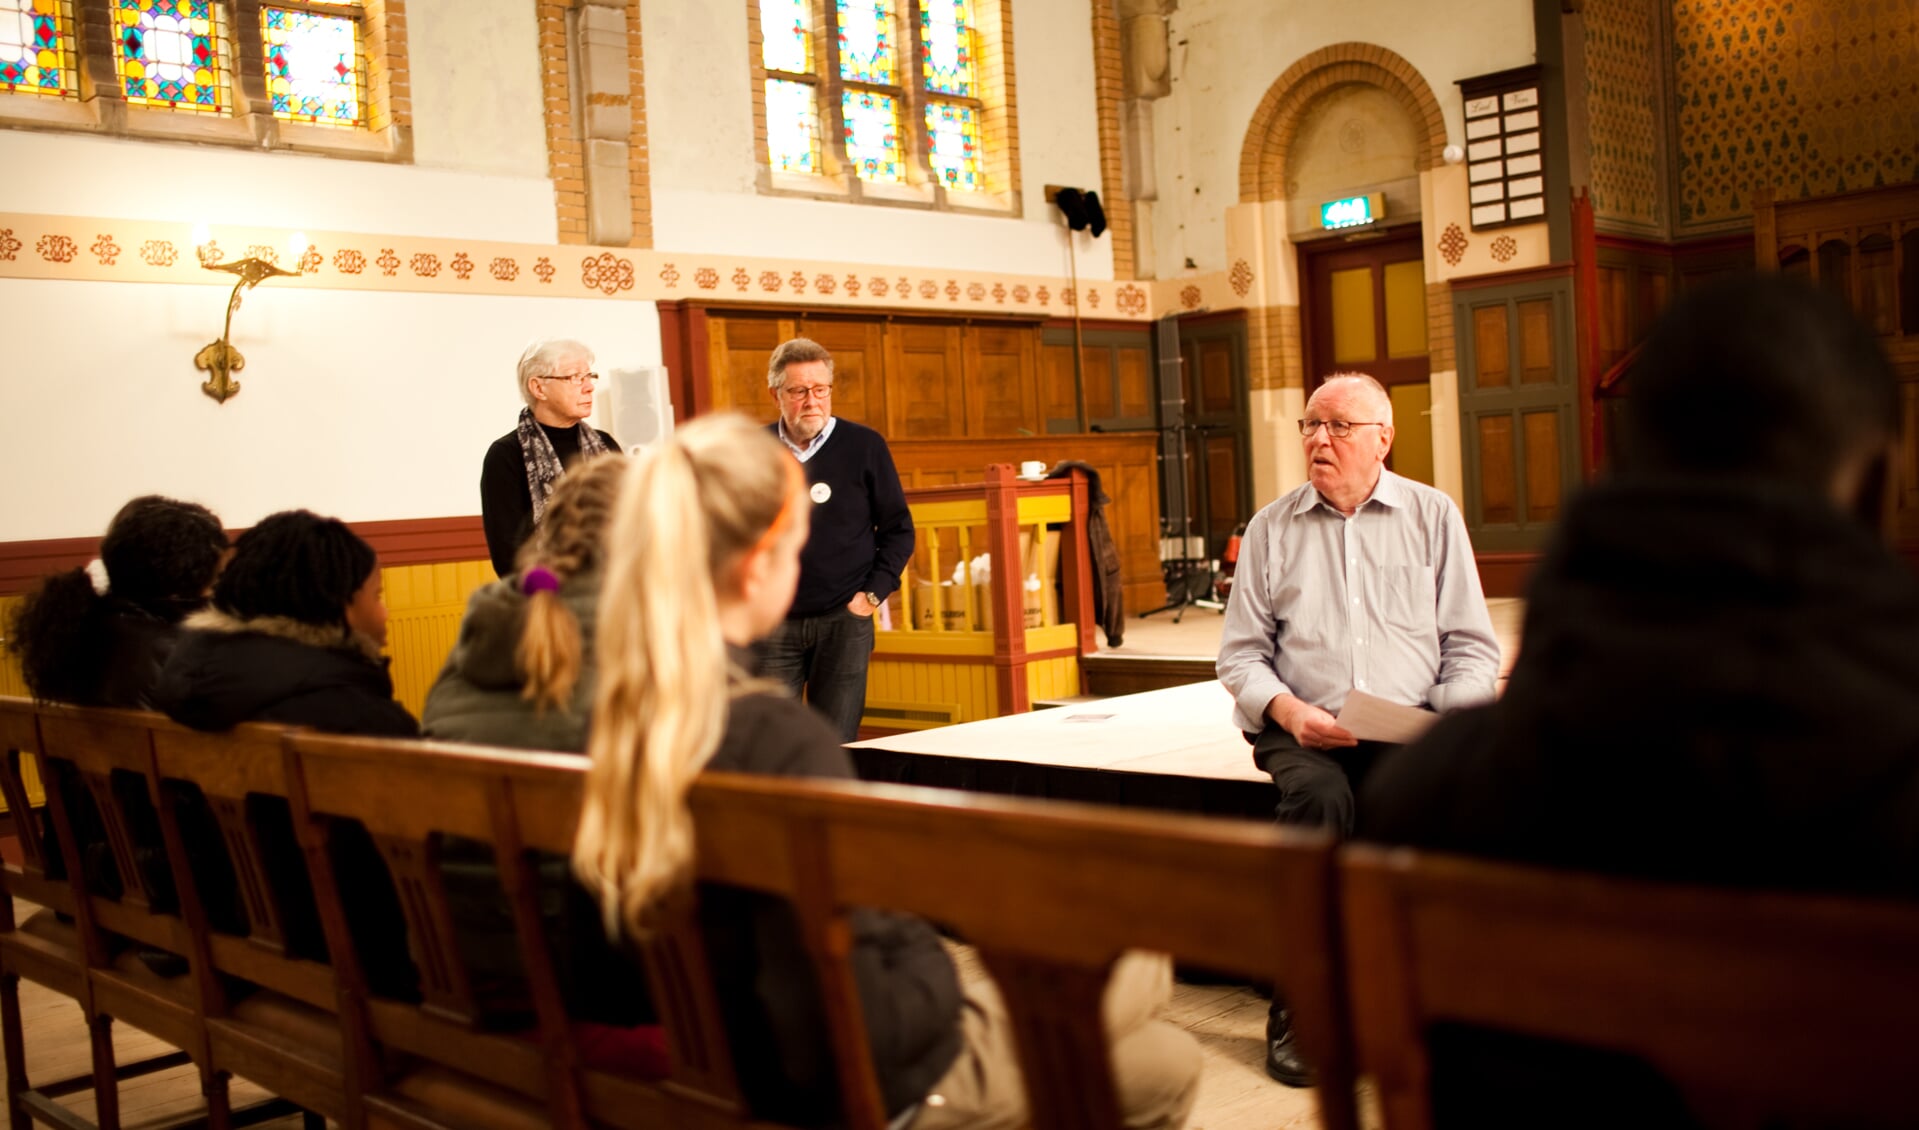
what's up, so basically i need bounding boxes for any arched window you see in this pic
[751,0,1015,211]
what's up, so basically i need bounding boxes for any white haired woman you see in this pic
[480,338,622,576]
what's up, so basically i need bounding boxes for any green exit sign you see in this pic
[1321,193,1384,230]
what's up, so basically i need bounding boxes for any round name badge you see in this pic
[810,482,832,504]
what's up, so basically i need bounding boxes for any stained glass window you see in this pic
[1,0,77,97]
[920,0,974,97]
[767,78,820,174]
[114,0,225,112]
[925,100,981,191]
[835,0,895,86]
[263,6,362,125]
[842,89,901,182]
[759,0,809,74]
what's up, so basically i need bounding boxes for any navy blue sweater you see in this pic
[772,419,915,619]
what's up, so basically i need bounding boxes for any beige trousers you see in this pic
[910,952,1201,1130]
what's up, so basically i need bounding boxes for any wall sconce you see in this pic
[192,225,304,404]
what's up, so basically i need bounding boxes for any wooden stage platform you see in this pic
[850,680,1277,821]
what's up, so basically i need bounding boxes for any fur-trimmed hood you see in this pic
[182,607,386,663]
[154,608,416,737]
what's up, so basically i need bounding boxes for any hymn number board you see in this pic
[1463,79,1544,230]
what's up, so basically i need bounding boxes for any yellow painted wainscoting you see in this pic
[0,594,47,812]
[380,559,496,720]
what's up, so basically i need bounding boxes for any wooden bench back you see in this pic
[1341,844,1919,1130]
[0,697,69,918]
[687,770,1352,1130]
[146,718,339,1012]
[33,703,188,958]
[282,732,755,1130]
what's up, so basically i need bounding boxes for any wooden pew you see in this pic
[33,703,221,1130]
[145,719,340,1127]
[280,734,743,1130]
[282,730,1353,1130]
[1341,844,1919,1129]
[687,769,1353,1130]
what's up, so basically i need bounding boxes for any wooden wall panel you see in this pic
[1473,307,1511,388]
[892,324,968,439]
[712,316,787,413]
[1040,343,1079,427]
[967,327,1038,437]
[1080,346,1116,419]
[1117,346,1153,420]
[1479,415,1517,525]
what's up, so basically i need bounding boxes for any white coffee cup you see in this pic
[1019,460,1047,479]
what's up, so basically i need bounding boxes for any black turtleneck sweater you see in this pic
[480,421,618,576]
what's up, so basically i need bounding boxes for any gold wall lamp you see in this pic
[192,226,305,404]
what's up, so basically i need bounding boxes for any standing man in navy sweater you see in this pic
[757,338,915,742]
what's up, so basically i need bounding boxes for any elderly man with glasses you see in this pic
[755,336,914,743]
[1217,371,1499,1087]
[480,339,622,577]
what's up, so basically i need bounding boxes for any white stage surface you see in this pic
[851,680,1267,785]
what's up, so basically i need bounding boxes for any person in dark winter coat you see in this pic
[1359,275,1919,1128]
[156,511,414,736]
[575,414,1199,1129]
[8,495,228,709]
[154,510,417,994]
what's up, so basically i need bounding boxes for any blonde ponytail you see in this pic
[515,455,624,714]
[574,415,799,939]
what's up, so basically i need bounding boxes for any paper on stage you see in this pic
[1335,691,1438,744]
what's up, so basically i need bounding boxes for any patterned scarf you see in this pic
[516,406,611,524]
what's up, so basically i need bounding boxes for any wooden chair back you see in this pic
[0,696,71,918]
[282,732,755,1130]
[1341,844,1919,1130]
[33,704,193,974]
[686,771,1353,1130]
[147,718,334,1008]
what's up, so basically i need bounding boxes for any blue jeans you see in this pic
[754,606,876,743]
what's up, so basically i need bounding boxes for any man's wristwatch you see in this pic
[863,591,882,609]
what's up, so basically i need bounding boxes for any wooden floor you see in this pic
[3,972,305,1129]
[7,939,1346,1130]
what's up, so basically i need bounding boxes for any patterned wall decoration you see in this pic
[1583,0,1665,232]
[0,211,1160,320]
[1671,0,1919,229]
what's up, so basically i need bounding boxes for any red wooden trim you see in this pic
[657,300,713,421]
[984,464,1029,714]
[0,516,489,596]
[1594,231,1754,258]
[1571,190,1603,481]
[1447,262,1576,291]
[1475,551,1540,600]
[662,298,1048,326]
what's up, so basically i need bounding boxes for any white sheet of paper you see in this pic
[1335,691,1438,745]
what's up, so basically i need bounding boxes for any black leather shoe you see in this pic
[1266,1004,1317,1087]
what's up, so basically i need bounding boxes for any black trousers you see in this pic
[1246,723,1397,836]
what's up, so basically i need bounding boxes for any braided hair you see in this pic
[212,510,376,630]
[7,495,227,704]
[516,454,625,712]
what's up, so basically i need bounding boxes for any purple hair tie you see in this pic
[522,565,561,596]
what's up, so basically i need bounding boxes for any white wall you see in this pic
[642,0,1112,278]
[1148,0,1535,276]
[0,279,659,540]
[406,0,551,177]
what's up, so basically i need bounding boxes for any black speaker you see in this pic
[1052,188,1108,237]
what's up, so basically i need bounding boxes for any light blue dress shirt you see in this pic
[1216,470,1501,735]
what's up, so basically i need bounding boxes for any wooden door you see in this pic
[1455,279,1581,551]
[1175,319,1251,559]
[1303,229,1435,484]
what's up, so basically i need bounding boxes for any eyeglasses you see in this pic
[1298,418,1386,439]
[538,371,599,387]
[779,383,833,403]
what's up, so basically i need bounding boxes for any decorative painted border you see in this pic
[0,211,1175,320]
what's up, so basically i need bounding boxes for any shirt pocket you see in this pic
[1374,564,1437,636]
